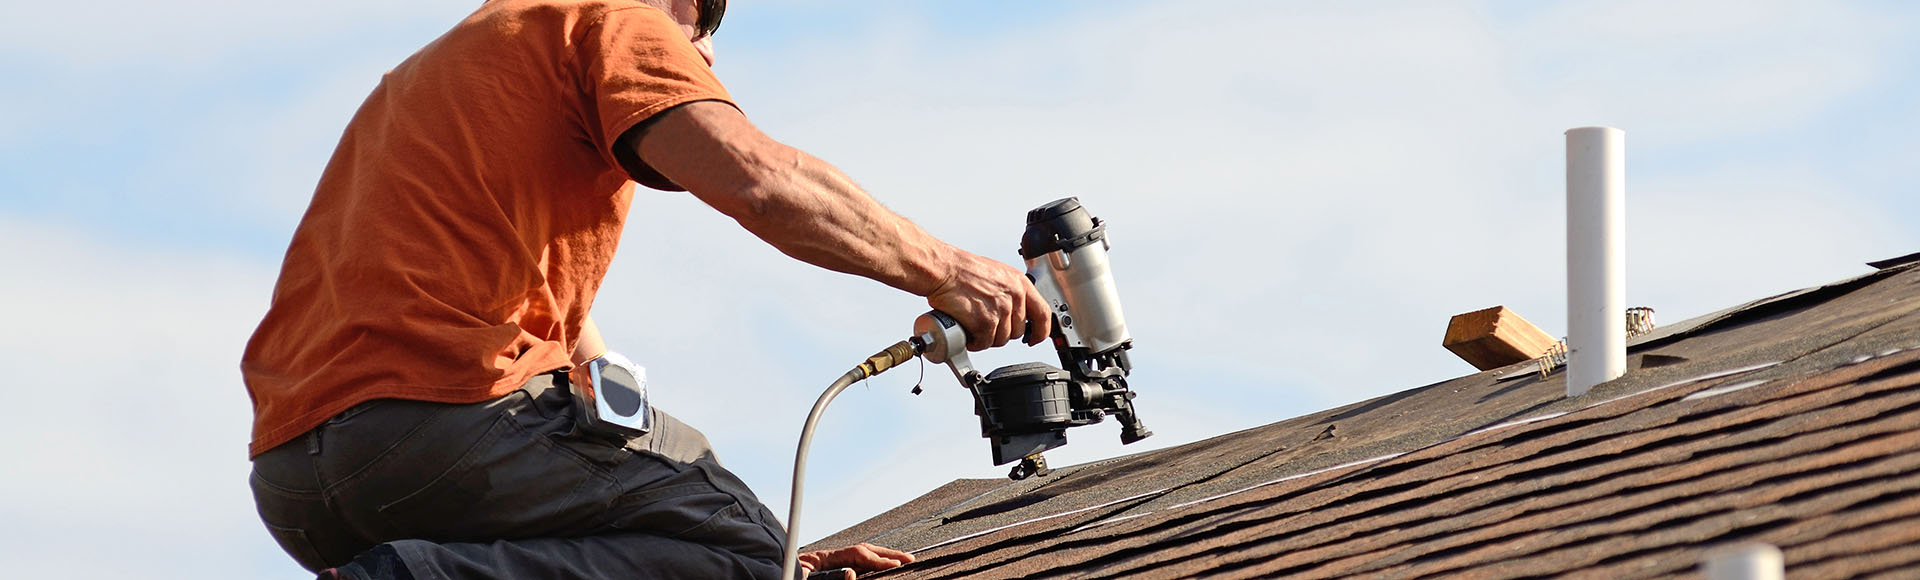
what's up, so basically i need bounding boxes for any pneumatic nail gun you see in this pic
[776,197,1155,579]
[913,197,1152,480]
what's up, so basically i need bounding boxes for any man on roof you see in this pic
[241,0,1051,578]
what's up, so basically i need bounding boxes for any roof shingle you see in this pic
[816,262,1920,579]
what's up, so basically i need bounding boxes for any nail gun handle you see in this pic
[912,310,967,365]
[912,310,981,388]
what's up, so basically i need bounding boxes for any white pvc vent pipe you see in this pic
[1703,542,1786,580]
[1566,127,1626,397]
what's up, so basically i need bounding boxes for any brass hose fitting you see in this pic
[858,340,919,378]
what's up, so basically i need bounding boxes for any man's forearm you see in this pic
[636,101,957,296]
[634,101,1050,349]
[723,145,955,296]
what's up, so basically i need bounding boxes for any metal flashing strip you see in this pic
[1849,347,1917,366]
[1680,379,1772,402]
[1577,361,1783,411]
[1066,511,1154,533]
[1650,362,1784,391]
[911,488,1171,554]
[1460,412,1570,438]
[1681,346,1918,403]
[1457,363,1781,449]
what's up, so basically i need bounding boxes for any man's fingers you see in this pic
[863,544,916,564]
[993,293,1017,348]
[845,543,908,569]
[969,295,1007,351]
[966,307,998,351]
[1023,285,1052,346]
[851,544,891,566]
[1006,290,1027,346]
[815,543,912,572]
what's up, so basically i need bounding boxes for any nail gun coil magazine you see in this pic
[980,363,1075,428]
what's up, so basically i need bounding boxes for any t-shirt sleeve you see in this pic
[577,6,735,183]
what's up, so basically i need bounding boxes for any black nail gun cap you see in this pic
[1021,197,1105,260]
[1026,197,1082,223]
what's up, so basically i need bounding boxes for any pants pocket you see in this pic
[667,497,785,562]
[608,485,737,537]
[607,472,783,561]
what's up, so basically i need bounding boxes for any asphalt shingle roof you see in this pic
[812,259,1920,579]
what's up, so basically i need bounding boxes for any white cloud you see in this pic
[1,0,474,68]
[1628,165,1906,313]
[1502,0,1891,143]
[0,219,302,578]
[134,60,398,224]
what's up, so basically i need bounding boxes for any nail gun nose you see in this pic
[1010,455,1050,480]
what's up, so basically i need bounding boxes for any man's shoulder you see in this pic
[419,0,678,71]
[469,0,670,28]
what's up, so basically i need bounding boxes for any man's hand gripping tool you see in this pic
[913,198,1151,480]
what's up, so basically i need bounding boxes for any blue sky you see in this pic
[4,1,1918,578]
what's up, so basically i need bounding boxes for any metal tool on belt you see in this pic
[567,351,652,438]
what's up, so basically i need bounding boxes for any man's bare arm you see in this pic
[628,101,1049,350]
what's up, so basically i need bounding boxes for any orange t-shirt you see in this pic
[241,0,731,457]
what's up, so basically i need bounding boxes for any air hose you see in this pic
[781,339,921,580]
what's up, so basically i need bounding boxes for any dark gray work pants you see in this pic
[250,372,787,579]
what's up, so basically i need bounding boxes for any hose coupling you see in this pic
[857,340,919,378]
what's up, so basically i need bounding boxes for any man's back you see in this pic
[241,0,731,457]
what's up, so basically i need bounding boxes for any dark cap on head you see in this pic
[696,0,726,38]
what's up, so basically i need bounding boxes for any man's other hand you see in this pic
[798,543,915,578]
[928,251,1053,351]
